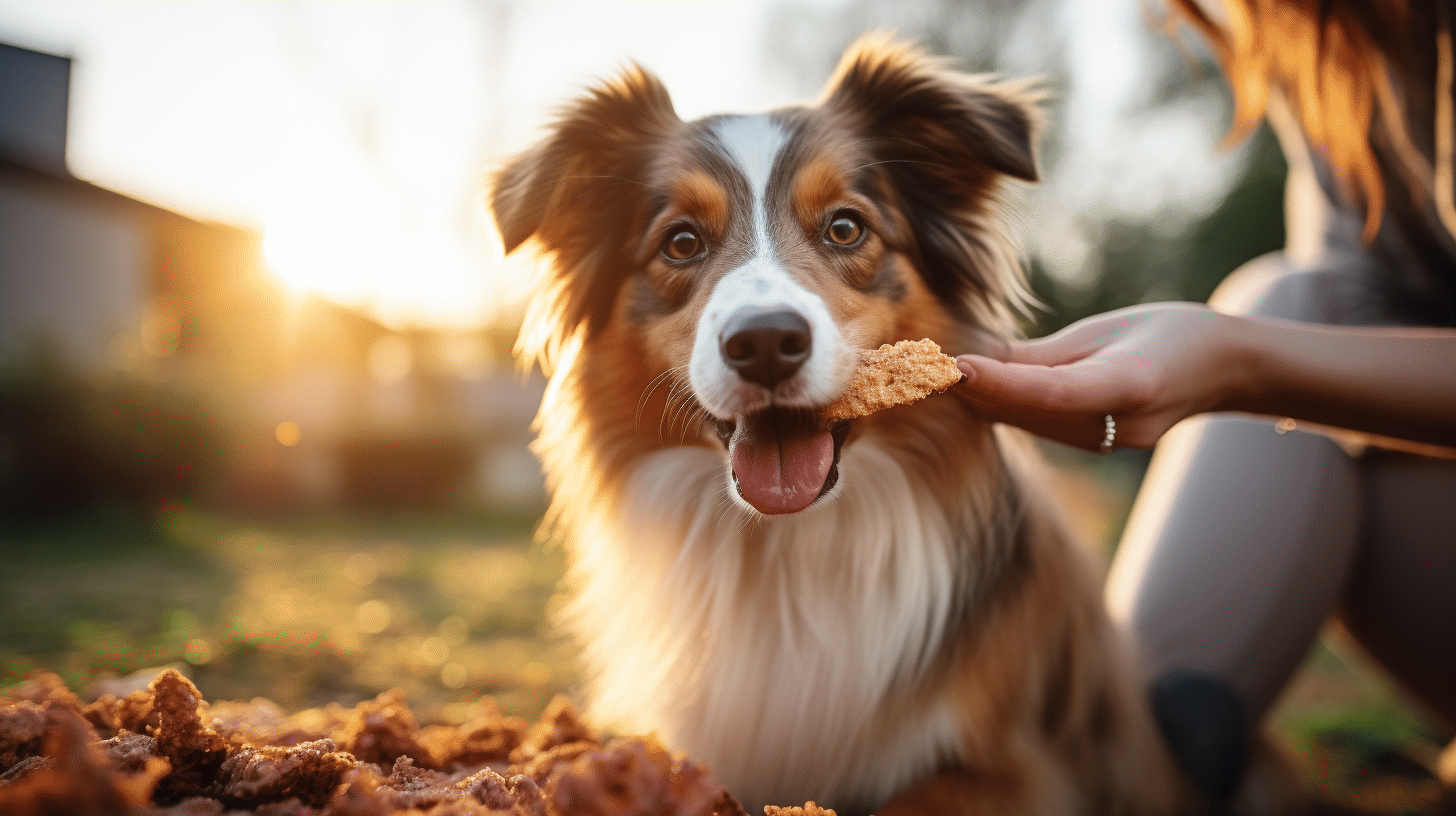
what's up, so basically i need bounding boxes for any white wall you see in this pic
[0,179,147,367]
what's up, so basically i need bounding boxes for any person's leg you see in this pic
[1104,253,1367,799]
[1105,413,1363,716]
[1340,449,1456,730]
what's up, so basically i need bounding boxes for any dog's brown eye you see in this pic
[662,229,703,261]
[825,213,864,247]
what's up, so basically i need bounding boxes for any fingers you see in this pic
[953,354,1123,415]
[1000,332,1093,367]
[1000,301,1193,366]
[999,310,1135,366]
[953,354,1153,451]
[1010,413,1122,452]
[953,379,1162,452]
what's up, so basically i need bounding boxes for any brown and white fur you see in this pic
[492,36,1194,816]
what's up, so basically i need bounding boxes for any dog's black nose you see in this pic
[721,308,812,390]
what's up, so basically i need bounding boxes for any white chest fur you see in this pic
[563,438,974,814]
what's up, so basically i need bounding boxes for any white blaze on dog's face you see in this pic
[492,38,1039,518]
[687,115,848,418]
[685,115,855,517]
[642,108,944,517]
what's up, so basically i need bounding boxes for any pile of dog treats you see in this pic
[0,669,834,816]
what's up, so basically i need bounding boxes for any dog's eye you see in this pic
[825,213,864,247]
[662,229,703,261]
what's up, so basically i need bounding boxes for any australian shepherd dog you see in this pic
[490,35,1198,816]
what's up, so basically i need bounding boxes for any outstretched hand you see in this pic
[952,302,1250,452]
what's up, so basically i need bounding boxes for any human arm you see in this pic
[951,301,1456,451]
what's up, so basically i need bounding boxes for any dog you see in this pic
[491,35,1198,816]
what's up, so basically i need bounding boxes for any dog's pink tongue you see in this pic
[729,416,834,515]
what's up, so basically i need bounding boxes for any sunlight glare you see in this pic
[366,336,413,383]
[275,421,302,447]
[262,189,499,330]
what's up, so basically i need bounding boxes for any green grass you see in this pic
[0,506,574,722]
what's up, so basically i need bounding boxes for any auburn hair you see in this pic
[1165,0,1445,242]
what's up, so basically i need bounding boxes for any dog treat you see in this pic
[821,339,963,423]
[0,669,779,816]
[764,803,837,816]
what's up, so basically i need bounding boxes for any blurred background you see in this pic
[0,0,1447,810]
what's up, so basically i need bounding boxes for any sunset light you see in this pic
[5,2,1434,812]
[261,196,498,330]
[2,0,795,332]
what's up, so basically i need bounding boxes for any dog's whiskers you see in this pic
[554,173,653,190]
[850,157,951,173]
[711,482,748,533]
[661,380,697,443]
[708,477,764,537]
[675,404,709,445]
[664,384,710,446]
[666,384,695,442]
[636,366,687,434]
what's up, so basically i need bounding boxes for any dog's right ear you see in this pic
[490,66,679,254]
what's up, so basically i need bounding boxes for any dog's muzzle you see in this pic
[712,307,849,515]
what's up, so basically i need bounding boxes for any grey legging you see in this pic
[1104,252,1456,732]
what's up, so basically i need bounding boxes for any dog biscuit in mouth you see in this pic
[821,339,963,422]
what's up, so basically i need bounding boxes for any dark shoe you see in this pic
[1149,670,1249,806]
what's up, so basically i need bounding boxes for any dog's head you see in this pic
[494,35,1038,516]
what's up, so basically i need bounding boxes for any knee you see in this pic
[1207,253,1293,316]
[1207,251,1358,322]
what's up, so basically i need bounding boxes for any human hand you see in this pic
[952,302,1252,451]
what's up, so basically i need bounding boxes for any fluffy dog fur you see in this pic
[492,35,1196,816]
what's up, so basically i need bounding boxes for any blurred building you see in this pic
[0,41,544,516]
[0,41,281,376]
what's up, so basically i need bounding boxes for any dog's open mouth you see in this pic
[714,410,851,515]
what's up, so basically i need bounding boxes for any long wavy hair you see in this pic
[1166,0,1452,242]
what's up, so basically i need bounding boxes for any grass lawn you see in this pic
[0,506,573,724]
[0,502,1450,813]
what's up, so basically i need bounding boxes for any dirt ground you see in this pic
[0,503,1451,814]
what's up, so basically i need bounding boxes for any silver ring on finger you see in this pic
[1099,414,1116,454]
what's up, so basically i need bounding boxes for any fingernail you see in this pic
[955,358,977,383]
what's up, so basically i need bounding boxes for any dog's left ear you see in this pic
[822,34,1039,185]
[491,66,680,355]
[492,66,680,254]
[821,35,1039,319]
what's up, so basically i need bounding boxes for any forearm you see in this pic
[1227,316,1456,447]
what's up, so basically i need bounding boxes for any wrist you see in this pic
[1215,312,1274,413]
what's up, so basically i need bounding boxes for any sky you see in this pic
[0,0,1244,330]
